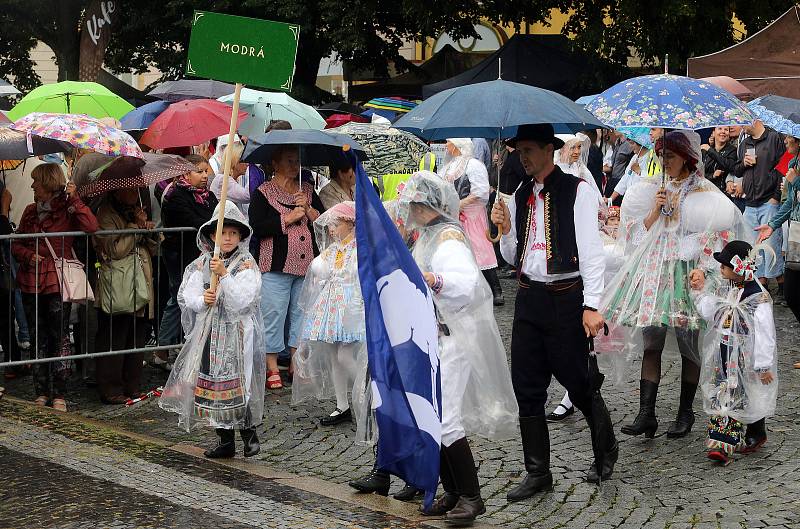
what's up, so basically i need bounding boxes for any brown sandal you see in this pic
[52,398,67,412]
[34,396,48,406]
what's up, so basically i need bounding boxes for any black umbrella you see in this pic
[242,129,368,166]
[148,80,236,103]
[317,102,367,118]
[588,324,615,485]
[0,125,72,161]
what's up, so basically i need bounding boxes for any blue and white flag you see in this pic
[355,167,441,509]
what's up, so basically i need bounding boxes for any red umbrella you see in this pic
[324,112,369,129]
[700,76,755,101]
[139,99,248,150]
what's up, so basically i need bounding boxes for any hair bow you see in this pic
[730,255,755,281]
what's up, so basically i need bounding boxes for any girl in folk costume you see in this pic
[690,241,778,465]
[292,201,367,427]
[556,132,604,202]
[601,130,752,440]
[438,138,504,306]
[397,171,519,526]
[160,201,266,459]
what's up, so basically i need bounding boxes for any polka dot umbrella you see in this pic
[75,152,196,198]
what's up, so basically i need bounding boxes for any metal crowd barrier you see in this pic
[0,226,195,368]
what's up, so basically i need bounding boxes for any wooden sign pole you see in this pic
[210,81,243,290]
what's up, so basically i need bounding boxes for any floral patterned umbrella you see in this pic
[76,152,196,198]
[11,112,143,158]
[587,74,754,130]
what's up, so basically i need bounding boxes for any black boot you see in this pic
[204,428,236,458]
[393,482,423,502]
[666,382,697,438]
[240,427,261,458]
[349,461,391,496]
[621,379,659,438]
[739,418,767,453]
[444,438,486,527]
[506,416,553,502]
[422,448,459,516]
[483,269,505,306]
[584,405,619,484]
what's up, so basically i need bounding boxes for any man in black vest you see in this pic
[490,124,618,502]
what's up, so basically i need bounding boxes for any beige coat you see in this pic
[93,202,159,319]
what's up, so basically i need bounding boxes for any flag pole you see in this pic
[210,81,243,290]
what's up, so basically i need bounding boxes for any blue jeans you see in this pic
[157,250,183,347]
[261,272,304,353]
[745,202,785,278]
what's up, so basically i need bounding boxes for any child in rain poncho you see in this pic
[291,201,367,426]
[690,240,778,465]
[159,201,266,459]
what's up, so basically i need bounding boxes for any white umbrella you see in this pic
[218,88,325,137]
[0,80,20,97]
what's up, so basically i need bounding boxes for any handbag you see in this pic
[97,250,150,315]
[43,237,94,304]
[786,219,800,271]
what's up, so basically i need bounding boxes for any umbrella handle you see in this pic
[486,224,502,243]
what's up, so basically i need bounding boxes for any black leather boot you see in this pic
[204,428,236,458]
[739,418,767,453]
[584,406,619,484]
[483,269,505,306]
[666,382,697,438]
[393,482,423,502]
[240,427,261,457]
[506,416,553,502]
[444,438,486,527]
[422,448,459,516]
[349,461,391,496]
[621,379,659,438]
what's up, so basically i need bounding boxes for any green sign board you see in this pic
[186,11,299,91]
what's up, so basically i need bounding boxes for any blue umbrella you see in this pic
[617,126,653,149]
[241,129,368,166]
[748,96,800,138]
[575,94,598,106]
[393,79,605,140]
[587,74,754,130]
[120,100,170,131]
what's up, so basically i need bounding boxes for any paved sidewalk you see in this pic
[3,278,800,528]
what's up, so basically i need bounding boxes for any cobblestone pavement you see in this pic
[3,277,800,528]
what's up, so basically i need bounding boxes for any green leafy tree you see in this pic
[558,0,797,77]
[0,0,558,103]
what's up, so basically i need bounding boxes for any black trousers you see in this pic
[784,268,800,323]
[510,281,591,417]
[95,312,149,399]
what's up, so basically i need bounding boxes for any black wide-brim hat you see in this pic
[200,218,252,241]
[506,123,565,149]
[713,240,752,267]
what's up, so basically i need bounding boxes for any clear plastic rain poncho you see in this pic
[601,130,754,364]
[693,257,778,426]
[291,202,369,422]
[159,201,265,432]
[556,132,603,200]
[395,171,519,442]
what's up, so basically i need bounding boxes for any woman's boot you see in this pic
[621,380,659,438]
[393,482,424,502]
[240,427,261,457]
[444,438,486,527]
[422,447,459,516]
[666,382,697,438]
[349,461,391,496]
[482,269,505,306]
[204,428,236,458]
